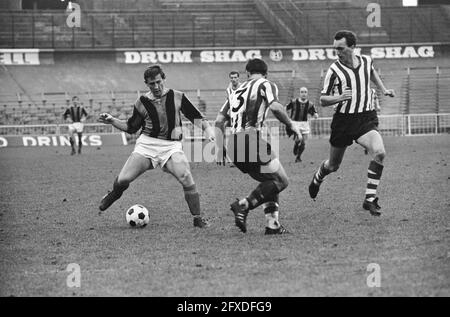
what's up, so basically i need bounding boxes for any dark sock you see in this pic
[113,176,129,194]
[184,184,201,217]
[366,160,384,202]
[246,181,281,210]
[313,160,331,185]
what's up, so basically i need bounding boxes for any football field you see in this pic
[0,135,449,296]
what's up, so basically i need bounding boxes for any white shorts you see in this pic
[68,122,84,133]
[292,121,310,134]
[133,134,184,169]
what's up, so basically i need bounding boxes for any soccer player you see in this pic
[286,87,319,162]
[226,71,240,97]
[215,58,302,234]
[63,96,88,155]
[308,30,395,216]
[97,65,214,228]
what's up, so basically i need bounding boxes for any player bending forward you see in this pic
[98,65,214,228]
[215,58,302,234]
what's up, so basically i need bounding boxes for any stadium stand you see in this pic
[1,0,450,125]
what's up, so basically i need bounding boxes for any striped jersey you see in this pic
[286,99,317,122]
[63,106,87,122]
[126,89,206,141]
[321,54,375,114]
[219,77,279,134]
[226,83,238,97]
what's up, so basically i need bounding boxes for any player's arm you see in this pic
[371,66,395,97]
[310,103,319,119]
[181,94,215,142]
[319,67,351,107]
[98,106,142,134]
[62,108,72,123]
[270,101,301,141]
[80,107,88,122]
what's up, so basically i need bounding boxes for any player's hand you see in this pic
[383,89,395,97]
[205,126,216,143]
[98,113,114,124]
[340,88,352,101]
[288,123,302,143]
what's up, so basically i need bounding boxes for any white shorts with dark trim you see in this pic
[292,121,310,134]
[133,134,183,169]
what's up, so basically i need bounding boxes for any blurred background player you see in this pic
[226,71,240,97]
[215,58,302,234]
[98,65,215,228]
[63,96,88,155]
[308,30,395,216]
[286,87,319,162]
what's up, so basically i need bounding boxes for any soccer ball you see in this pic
[126,205,150,228]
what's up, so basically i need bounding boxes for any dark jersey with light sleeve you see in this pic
[126,89,206,141]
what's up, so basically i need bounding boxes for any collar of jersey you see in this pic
[146,88,170,101]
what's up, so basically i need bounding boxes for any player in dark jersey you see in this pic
[63,96,88,155]
[286,87,318,162]
[308,30,395,216]
[215,59,301,234]
[98,65,214,228]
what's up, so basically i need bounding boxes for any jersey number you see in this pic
[231,87,248,130]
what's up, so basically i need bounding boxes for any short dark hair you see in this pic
[245,58,268,76]
[72,96,79,101]
[229,71,239,77]
[144,65,166,82]
[334,30,357,47]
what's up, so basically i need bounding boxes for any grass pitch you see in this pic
[0,135,449,296]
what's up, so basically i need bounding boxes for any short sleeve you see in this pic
[321,68,338,96]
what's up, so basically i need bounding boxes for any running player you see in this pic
[98,65,214,228]
[63,96,88,155]
[286,87,319,162]
[215,58,302,234]
[308,30,395,216]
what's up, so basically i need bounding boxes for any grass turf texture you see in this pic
[0,135,449,296]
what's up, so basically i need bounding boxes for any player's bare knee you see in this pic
[178,170,193,187]
[374,150,386,163]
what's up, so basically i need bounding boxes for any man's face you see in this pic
[72,97,79,106]
[230,74,239,87]
[145,74,165,98]
[299,88,308,100]
[333,38,354,63]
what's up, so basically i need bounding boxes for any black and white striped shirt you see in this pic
[321,54,375,114]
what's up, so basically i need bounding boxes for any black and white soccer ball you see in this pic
[125,205,150,228]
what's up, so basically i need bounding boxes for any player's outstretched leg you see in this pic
[99,176,129,211]
[165,152,210,228]
[309,145,346,199]
[99,153,150,212]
